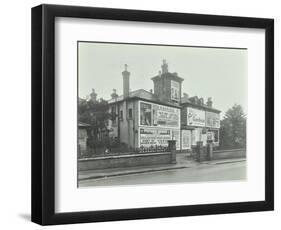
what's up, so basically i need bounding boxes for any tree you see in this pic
[220,104,247,149]
[78,96,112,149]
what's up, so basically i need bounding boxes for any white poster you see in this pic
[171,80,180,102]
[172,129,180,150]
[181,130,191,149]
[206,111,220,128]
[187,107,206,127]
[139,128,180,150]
[207,131,214,141]
[139,101,180,129]
[139,128,171,147]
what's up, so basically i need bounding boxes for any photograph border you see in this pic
[31,4,274,225]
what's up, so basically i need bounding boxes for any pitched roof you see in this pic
[181,96,221,113]
[108,89,156,103]
[108,89,180,108]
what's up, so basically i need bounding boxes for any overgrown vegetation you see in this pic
[220,104,247,149]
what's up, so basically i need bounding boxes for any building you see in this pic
[180,95,220,151]
[91,60,221,152]
[106,61,182,150]
[78,122,90,155]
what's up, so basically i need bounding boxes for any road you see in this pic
[79,161,246,187]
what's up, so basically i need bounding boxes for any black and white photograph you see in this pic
[77,42,248,187]
[29,3,274,226]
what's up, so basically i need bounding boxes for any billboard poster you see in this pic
[139,128,180,150]
[190,128,209,146]
[140,102,152,126]
[206,111,220,128]
[139,101,180,129]
[172,130,180,150]
[181,130,191,149]
[187,107,206,127]
[171,80,180,102]
[207,131,214,141]
[208,130,219,143]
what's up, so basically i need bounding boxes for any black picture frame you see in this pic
[31,4,274,225]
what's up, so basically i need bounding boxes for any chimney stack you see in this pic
[122,64,130,98]
[183,93,189,99]
[207,97,213,107]
[161,59,168,73]
[90,88,97,102]
[111,89,118,99]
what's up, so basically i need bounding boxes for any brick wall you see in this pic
[212,148,246,160]
[78,152,175,171]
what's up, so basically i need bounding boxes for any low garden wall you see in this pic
[79,152,176,171]
[212,148,246,160]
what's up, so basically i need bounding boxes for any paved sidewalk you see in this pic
[78,153,246,181]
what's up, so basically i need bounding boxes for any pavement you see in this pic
[78,153,246,181]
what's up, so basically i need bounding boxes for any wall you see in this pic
[108,100,138,148]
[78,128,88,153]
[79,152,175,170]
[119,101,129,145]
[1,0,279,230]
[213,148,246,160]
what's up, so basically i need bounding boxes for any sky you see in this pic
[78,42,248,115]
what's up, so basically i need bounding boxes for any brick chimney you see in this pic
[122,64,130,98]
[161,59,168,73]
[207,97,213,107]
[111,89,118,99]
[90,88,97,102]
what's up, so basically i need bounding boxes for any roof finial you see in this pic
[124,64,128,71]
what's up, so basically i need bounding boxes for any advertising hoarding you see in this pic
[171,80,180,102]
[181,130,191,149]
[187,107,205,127]
[208,130,219,144]
[207,131,214,141]
[206,111,220,128]
[139,128,180,150]
[191,128,207,146]
[140,102,152,126]
[140,101,180,129]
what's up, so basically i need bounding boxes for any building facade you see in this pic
[180,96,220,151]
[90,60,221,152]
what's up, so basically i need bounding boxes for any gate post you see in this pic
[168,140,177,164]
[207,140,213,161]
[196,141,204,162]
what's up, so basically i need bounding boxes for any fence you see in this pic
[79,145,170,159]
[78,151,175,171]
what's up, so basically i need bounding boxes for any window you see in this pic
[129,108,133,119]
